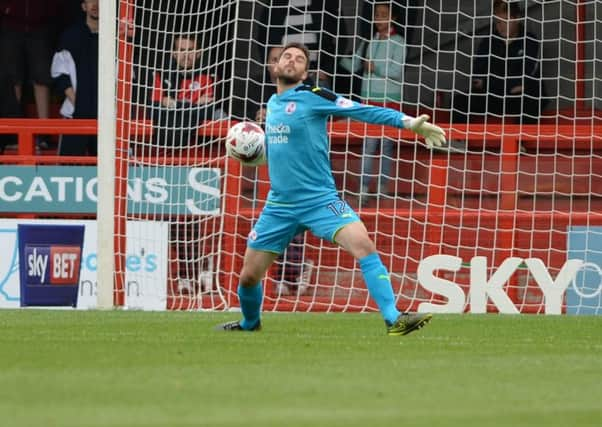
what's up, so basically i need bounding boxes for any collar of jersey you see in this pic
[276,84,305,98]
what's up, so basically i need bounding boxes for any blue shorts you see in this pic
[247,195,361,254]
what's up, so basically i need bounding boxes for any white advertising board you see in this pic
[0,219,168,310]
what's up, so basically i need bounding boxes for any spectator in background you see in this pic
[0,70,21,153]
[149,33,222,147]
[339,2,406,205]
[352,1,416,98]
[52,0,98,156]
[0,0,64,148]
[452,0,546,124]
[259,0,343,90]
[248,45,282,122]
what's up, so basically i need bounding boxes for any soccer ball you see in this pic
[225,121,266,166]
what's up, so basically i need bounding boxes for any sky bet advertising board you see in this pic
[18,224,84,307]
[0,219,168,310]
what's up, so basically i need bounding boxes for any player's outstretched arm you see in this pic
[306,88,446,148]
[403,114,447,149]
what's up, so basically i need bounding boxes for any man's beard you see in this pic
[278,74,302,85]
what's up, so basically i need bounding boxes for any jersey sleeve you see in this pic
[304,86,407,128]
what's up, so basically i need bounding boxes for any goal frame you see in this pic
[97,0,135,308]
[95,0,602,313]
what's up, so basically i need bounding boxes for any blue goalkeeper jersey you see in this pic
[264,84,407,205]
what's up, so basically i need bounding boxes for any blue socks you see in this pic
[237,255,398,328]
[359,253,400,325]
[238,283,263,330]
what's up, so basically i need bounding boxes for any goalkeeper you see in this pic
[217,42,445,335]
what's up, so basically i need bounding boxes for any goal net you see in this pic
[99,0,602,314]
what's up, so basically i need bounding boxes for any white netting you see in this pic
[109,0,602,314]
[113,0,236,309]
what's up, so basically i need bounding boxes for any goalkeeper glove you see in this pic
[403,114,446,148]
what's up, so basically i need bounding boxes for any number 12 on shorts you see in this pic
[327,201,348,216]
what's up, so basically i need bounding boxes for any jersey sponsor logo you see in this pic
[266,123,291,144]
[190,81,201,90]
[266,123,291,134]
[285,102,297,114]
[336,97,354,108]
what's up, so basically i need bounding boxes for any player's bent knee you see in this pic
[239,269,263,287]
[345,236,376,259]
[354,239,377,259]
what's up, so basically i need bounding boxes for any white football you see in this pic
[225,121,266,166]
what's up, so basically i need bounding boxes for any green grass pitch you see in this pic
[1,310,600,427]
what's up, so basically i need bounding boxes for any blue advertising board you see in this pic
[18,224,85,307]
[0,165,220,215]
[567,226,602,315]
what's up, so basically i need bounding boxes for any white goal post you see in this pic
[96,0,117,309]
[97,0,602,314]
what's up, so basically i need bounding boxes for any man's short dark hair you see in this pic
[280,42,310,71]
